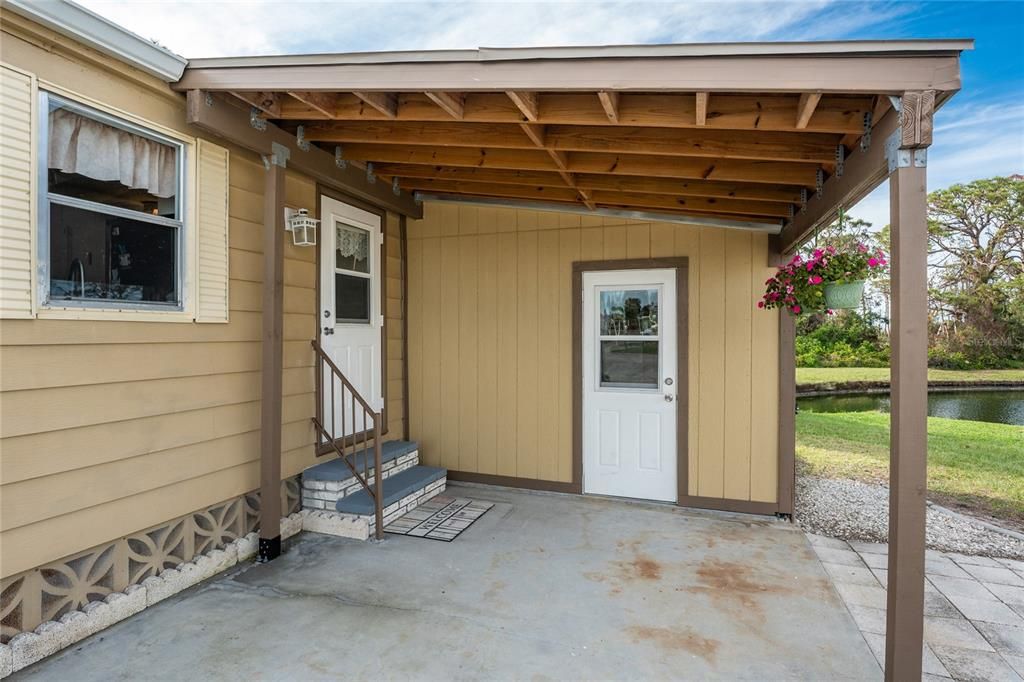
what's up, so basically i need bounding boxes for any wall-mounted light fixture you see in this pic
[284,207,318,247]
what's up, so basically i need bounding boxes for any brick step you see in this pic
[301,465,448,541]
[301,440,419,511]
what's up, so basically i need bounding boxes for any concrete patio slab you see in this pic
[12,485,879,681]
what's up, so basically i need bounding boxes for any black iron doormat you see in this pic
[384,496,493,541]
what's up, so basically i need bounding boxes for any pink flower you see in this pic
[813,248,824,259]
[791,305,802,314]
[857,243,868,253]
[806,261,815,272]
[868,257,879,267]
[826,309,834,315]
[757,301,765,308]
[809,275,823,285]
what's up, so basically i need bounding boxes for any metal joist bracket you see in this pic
[334,146,347,169]
[268,141,289,168]
[834,145,845,178]
[800,188,808,214]
[860,111,873,151]
[885,129,928,173]
[204,92,214,107]
[815,168,824,199]
[249,106,267,132]
[366,162,376,184]
[888,95,902,112]
[392,176,401,196]
[296,125,310,152]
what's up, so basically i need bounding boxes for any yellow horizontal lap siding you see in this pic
[407,202,780,502]
[0,65,35,319]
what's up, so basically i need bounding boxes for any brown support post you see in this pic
[777,305,796,516]
[884,91,932,680]
[258,143,288,563]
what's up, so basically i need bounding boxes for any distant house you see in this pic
[0,1,969,677]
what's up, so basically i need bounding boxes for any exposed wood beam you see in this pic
[795,92,823,129]
[401,178,579,203]
[586,190,791,218]
[519,122,546,147]
[899,89,936,148]
[597,91,620,123]
[273,92,873,134]
[425,91,466,119]
[286,91,341,118]
[777,106,899,253]
[302,121,841,164]
[231,91,281,117]
[353,91,398,118]
[334,144,820,186]
[176,53,966,95]
[506,90,539,121]
[695,92,708,125]
[185,91,421,217]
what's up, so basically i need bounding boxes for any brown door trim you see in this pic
[571,258,689,500]
[315,186,391,456]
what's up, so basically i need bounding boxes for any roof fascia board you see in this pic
[174,54,963,94]
[184,39,974,69]
[1,0,187,81]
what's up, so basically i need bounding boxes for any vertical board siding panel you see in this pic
[557,229,581,482]
[750,234,780,502]
[476,233,499,475]
[407,237,424,448]
[697,228,726,498]
[438,203,459,237]
[517,208,539,232]
[674,225,701,495]
[458,235,479,472]
[581,227,604,261]
[458,205,479,235]
[495,232,519,476]
[439,236,461,470]
[419,238,442,466]
[536,230,560,481]
[650,223,675,258]
[515,230,539,479]
[494,207,517,233]
[537,210,560,231]
[626,224,651,259]
[723,231,753,501]
[0,65,35,319]
[603,225,627,259]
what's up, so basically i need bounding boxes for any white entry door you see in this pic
[582,269,677,502]
[319,196,384,437]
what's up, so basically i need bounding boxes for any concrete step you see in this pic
[301,464,448,541]
[301,440,420,511]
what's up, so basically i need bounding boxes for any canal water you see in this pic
[797,390,1024,426]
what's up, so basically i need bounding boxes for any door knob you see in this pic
[323,327,334,336]
[664,394,675,402]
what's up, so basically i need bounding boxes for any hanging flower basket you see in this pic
[823,280,866,309]
[758,244,886,316]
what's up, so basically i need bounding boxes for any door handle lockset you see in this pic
[664,394,675,402]
[322,327,334,335]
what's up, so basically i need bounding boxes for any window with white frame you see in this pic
[39,92,185,309]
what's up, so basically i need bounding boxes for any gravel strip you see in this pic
[796,475,1024,559]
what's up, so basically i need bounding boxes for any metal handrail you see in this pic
[311,339,384,539]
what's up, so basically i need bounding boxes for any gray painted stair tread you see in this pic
[335,465,446,515]
[303,440,419,481]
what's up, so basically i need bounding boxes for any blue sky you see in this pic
[81,0,1024,229]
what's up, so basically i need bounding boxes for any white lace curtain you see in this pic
[336,225,368,262]
[48,107,177,198]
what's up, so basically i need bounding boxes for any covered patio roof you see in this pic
[174,39,970,237]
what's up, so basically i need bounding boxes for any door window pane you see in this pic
[600,289,658,336]
[335,273,370,322]
[336,224,369,273]
[600,340,659,388]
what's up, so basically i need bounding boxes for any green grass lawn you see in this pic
[796,367,1024,387]
[797,411,1024,524]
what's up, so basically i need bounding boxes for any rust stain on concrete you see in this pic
[626,625,720,663]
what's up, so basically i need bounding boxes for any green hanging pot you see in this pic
[823,280,866,310]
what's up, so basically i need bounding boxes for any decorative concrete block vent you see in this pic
[300,442,447,540]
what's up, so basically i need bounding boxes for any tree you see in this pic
[926,176,1024,367]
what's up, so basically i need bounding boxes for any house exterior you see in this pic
[0,1,969,678]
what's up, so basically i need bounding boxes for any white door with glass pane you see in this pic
[582,270,677,502]
[319,196,384,437]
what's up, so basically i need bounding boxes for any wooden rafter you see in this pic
[795,92,822,129]
[353,91,398,118]
[506,90,539,121]
[425,91,466,119]
[333,144,820,186]
[231,91,281,117]
[302,121,839,164]
[518,122,546,147]
[597,91,620,123]
[510,121,595,209]
[287,91,340,118]
[272,92,873,134]
[695,92,709,126]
